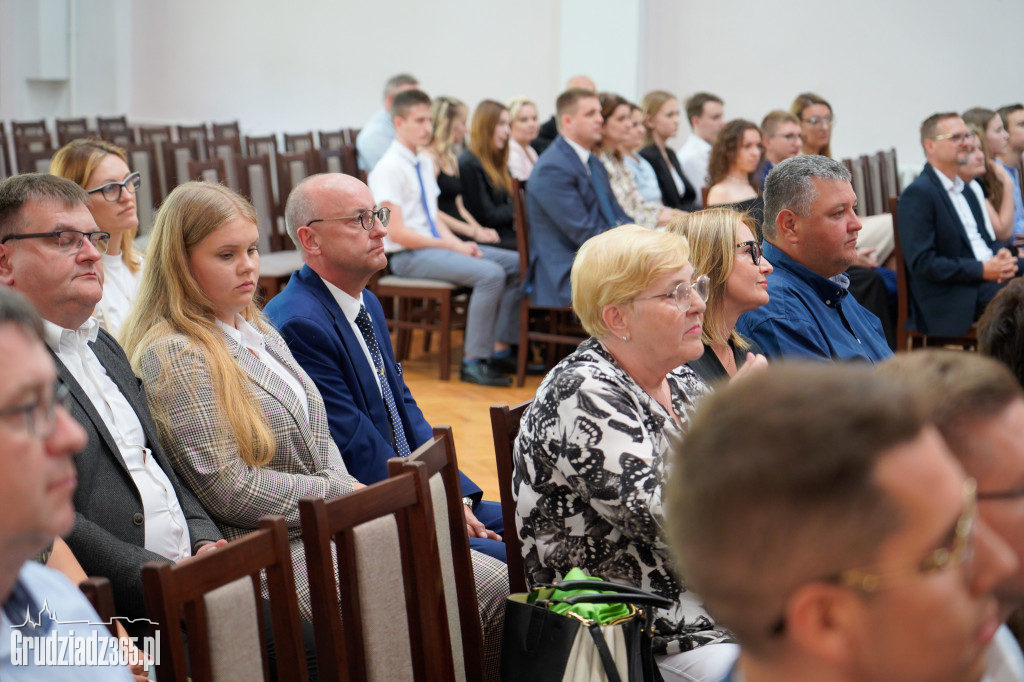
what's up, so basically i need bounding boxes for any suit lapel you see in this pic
[52,349,129,474]
[925,165,974,252]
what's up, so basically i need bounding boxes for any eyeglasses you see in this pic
[0,383,71,439]
[768,478,978,636]
[86,172,141,202]
[931,132,971,145]
[0,230,110,254]
[978,485,1024,501]
[305,207,391,232]
[802,115,833,128]
[635,274,710,312]
[770,133,801,142]
[737,240,763,265]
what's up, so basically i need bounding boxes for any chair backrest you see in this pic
[299,472,455,682]
[139,126,175,196]
[79,577,118,636]
[235,154,283,252]
[319,147,346,175]
[0,127,12,179]
[161,138,201,193]
[122,141,161,232]
[318,129,346,150]
[208,136,243,191]
[12,119,49,140]
[177,124,210,160]
[864,153,884,216]
[188,157,228,184]
[100,126,137,147]
[488,400,533,593]
[889,195,912,349]
[880,148,900,202]
[388,427,485,682]
[97,115,130,133]
[276,149,320,231]
[284,131,316,153]
[211,121,241,139]
[511,179,530,278]
[16,147,55,174]
[142,516,308,682]
[56,117,92,146]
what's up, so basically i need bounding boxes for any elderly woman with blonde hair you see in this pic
[513,224,738,681]
[671,208,771,384]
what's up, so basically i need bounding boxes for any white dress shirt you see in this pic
[508,138,539,181]
[367,140,441,253]
[678,134,712,207]
[934,168,993,261]
[216,316,310,420]
[44,318,191,562]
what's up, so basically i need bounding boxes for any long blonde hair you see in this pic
[50,138,143,274]
[120,181,274,467]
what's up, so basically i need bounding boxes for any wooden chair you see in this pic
[276,149,320,216]
[388,427,486,681]
[208,135,243,191]
[140,126,175,197]
[15,146,54,174]
[56,117,93,145]
[889,196,977,351]
[12,119,49,141]
[142,516,309,682]
[79,577,118,636]
[161,138,201,193]
[211,121,241,139]
[0,126,12,179]
[863,153,883,216]
[122,141,161,232]
[371,272,469,381]
[346,127,362,145]
[284,131,316,153]
[318,129,346,150]
[299,472,455,682]
[511,179,586,387]
[488,400,532,594]
[97,115,130,136]
[187,157,228,184]
[177,124,209,160]
[100,126,137,147]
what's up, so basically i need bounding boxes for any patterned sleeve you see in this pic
[531,365,667,548]
[138,334,353,531]
[601,154,662,229]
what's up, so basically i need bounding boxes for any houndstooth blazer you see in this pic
[137,321,358,619]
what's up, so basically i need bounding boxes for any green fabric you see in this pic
[544,568,631,624]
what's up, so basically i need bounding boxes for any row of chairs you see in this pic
[81,425,485,682]
[840,148,900,217]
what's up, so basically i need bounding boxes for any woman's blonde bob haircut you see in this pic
[120,181,275,467]
[571,224,691,338]
[669,207,757,350]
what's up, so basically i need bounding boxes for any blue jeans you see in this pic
[389,245,520,360]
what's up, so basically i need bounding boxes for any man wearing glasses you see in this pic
[757,110,801,189]
[665,362,1017,682]
[881,351,1024,680]
[0,174,224,635]
[897,112,1022,338]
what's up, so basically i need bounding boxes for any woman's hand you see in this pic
[733,353,768,382]
[473,226,500,244]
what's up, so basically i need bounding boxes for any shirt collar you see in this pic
[43,317,99,355]
[933,164,965,193]
[563,135,592,169]
[763,241,849,305]
[387,139,420,165]
[687,134,713,153]
[320,276,365,324]
[215,315,265,351]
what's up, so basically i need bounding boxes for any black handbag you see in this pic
[500,579,673,682]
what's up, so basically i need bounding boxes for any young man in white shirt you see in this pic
[678,92,724,207]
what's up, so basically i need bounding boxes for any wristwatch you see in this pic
[462,496,474,508]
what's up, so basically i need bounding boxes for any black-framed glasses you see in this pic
[0,383,71,439]
[305,207,390,232]
[635,274,710,312]
[737,240,763,265]
[802,115,834,127]
[86,172,141,202]
[769,478,977,636]
[931,132,971,145]
[0,230,110,254]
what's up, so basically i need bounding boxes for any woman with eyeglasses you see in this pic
[670,208,771,384]
[791,92,834,157]
[514,225,739,682]
[51,138,143,335]
[705,120,764,226]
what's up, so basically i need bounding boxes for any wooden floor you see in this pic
[398,329,543,497]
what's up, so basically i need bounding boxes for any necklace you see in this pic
[725,173,748,186]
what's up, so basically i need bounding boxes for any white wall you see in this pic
[642,0,1024,170]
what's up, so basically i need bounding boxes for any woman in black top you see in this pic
[639,90,698,212]
[458,100,517,251]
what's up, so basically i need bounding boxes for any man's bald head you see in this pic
[565,75,595,93]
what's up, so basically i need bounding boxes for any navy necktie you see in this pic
[354,305,411,457]
[414,159,441,238]
[588,155,617,225]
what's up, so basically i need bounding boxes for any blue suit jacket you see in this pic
[264,265,482,497]
[897,164,1021,336]
[525,136,631,307]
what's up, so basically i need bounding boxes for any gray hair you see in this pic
[283,174,325,249]
[762,155,851,241]
[0,285,44,342]
[383,73,418,99]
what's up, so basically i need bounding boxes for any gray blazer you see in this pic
[55,328,222,621]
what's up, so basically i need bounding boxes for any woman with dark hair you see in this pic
[598,93,680,229]
[639,90,699,211]
[963,107,1016,242]
[459,99,517,251]
[791,92,833,157]
[704,120,764,232]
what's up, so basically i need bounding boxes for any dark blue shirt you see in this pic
[736,242,892,363]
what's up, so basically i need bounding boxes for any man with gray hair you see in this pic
[736,155,892,361]
[355,72,419,172]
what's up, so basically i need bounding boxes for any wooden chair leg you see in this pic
[396,298,412,361]
[516,299,529,387]
[439,294,452,381]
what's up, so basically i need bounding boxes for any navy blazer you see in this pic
[264,266,482,497]
[898,164,1022,336]
[56,328,222,622]
[525,136,631,307]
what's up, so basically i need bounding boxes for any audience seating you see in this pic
[388,426,487,682]
[177,124,210,160]
[208,135,243,191]
[318,129,346,150]
[12,119,49,141]
[122,141,161,231]
[0,127,12,179]
[511,179,586,387]
[488,399,532,594]
[15,147,54,174]
[56,117,92,145]
[889,196,978,351]
[161,138,201,194]
[100,127,137,147]
[211,121,241,139]
[96,115,130,136]
[78,577,118,637]
[142,515,309,682]
[299,472,456,681]
[284,131,316,153]
[187,157,228,184]
[275,149,320,222]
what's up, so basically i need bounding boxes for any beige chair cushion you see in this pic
[203,576,264,682]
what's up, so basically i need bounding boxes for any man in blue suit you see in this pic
[526,88,632,307]
[264,173,505,561]
[898,112,1022,337]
